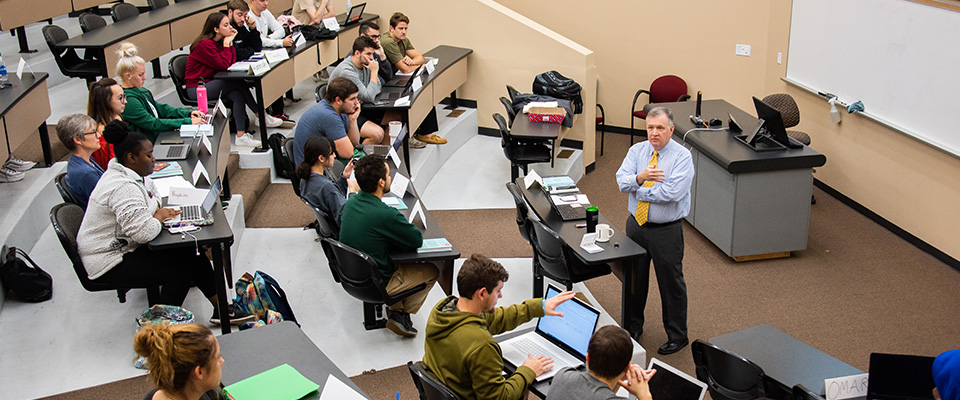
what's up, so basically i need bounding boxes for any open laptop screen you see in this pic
[200,176,223,215]
[868,353,935,400]
[536,285,599,358]
[648,358,708,400]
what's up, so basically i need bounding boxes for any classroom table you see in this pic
[515,178,648,339]
[0,72,52,166]
[0,0,72,53]
[510,114,575,167]
[218,321,370,399]
[647,99,827,260]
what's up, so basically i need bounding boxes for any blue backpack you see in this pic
[235,271,299,326]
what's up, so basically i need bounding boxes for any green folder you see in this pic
[223,363,319,400]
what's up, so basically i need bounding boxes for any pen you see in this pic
[575,224,586,228]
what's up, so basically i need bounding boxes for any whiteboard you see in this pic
[787,0,960,156]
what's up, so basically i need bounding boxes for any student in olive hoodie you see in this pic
[422,254,576,400]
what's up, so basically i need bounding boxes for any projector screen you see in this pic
[786,0,960,157]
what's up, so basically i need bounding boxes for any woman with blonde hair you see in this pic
[116,42,206,142]
[87,77,126,169]
[134,323,224,400]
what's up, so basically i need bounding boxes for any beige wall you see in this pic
[360,0,597,165]
[495,0,960,261]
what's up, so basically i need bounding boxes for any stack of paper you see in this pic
[382,196,407,210]
[418,238,453,253]
[149,162,183,179]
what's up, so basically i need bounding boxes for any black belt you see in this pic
[642,219,681,228]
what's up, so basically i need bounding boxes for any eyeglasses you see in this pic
[116,94,127,102]
[83,131,100,138]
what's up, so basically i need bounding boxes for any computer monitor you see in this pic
[753,96,801,149]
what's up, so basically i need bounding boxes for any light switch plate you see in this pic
[736,44,751,56]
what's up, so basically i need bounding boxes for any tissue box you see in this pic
[528,107,565,124]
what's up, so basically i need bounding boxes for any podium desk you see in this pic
[646,100,827,260]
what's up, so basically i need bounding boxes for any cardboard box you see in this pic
[528,107,565,124]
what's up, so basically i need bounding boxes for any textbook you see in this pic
[418,238,453,253]
[222,363,318,400]
[541,175,579,194]
[149,161,183,179]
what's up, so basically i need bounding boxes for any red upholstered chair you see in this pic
[631,75,691,144]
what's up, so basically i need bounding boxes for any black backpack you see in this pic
[0,246,52,303]
[268,132,298,179]
[297,24,337,41]
[533,71,583,114]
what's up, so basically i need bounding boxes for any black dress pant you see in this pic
[93,245,217,307]
[625,214,688,342]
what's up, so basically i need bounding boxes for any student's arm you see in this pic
[193,40,236,71]
[483,298,544,335]
[109,181,163,244]
[345,107,361,146]
[393,59,418,74]
[467,343,536,400]
[386,210,423,249]
[404,48,425,67]
[332,136,354,159]
[306,0,333,24]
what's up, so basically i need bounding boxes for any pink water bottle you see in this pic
[197,78,208,114]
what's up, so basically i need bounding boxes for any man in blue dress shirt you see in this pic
[615,106,694,356]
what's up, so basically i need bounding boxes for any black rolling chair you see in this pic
[77,12,106,33]
[528,218,610,298]
[792,385,820,400]
[42,25,101,85]
[506,85,520,103]
[499,96,516,126]
[408,361,463,400]
[691,339,776,400]
[50,203,160,305]
[303,199,342,283]
[147,0,170,10]
[494,113,551,182]
[596,104,606,156]
[281,137,301,197]
[323,238,427,330]
[54,173,79,206]
[110,3,140,22]
[504,182,535,245]
[168,54,195,106]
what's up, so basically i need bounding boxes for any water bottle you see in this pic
[0,52,8,85]
[346,0,352,11]
[197,79,208,114]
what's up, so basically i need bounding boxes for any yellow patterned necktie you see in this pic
[635,150,658,225]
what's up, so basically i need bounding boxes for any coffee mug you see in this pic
[595,224,614,242]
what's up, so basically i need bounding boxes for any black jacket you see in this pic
[231,23,262,61]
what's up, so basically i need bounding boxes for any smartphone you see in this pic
[351,158,358,165]
[160,139,184,145]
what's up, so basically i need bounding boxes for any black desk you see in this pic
[218,321,370,399]
[0,73,52,166]
[149,113,236,334]
[516,178,648,338]
[710,325,863,395]
[510,115,574,168]
[646,99,827,260]
[365,45,473,174]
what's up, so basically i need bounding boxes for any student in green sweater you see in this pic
[116,42,206,142]
[339,154,439,337]
[423,254,576,400]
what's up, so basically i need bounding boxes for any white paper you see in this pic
[522,101,560,113]
[824,373,869,400]
[168,186,208,206]
[264,48,289,63]
[180,125,199,137]
[321,17,341,31]
[381,196,402,208]
[152,176,194,198]
[250,59,271,75]
[294,32,306,47]
[577,194,590,204]
[394,96,410,106]
[17,58,33,79]
[408,200,427,229]
[199,133,212,155]
[390,172,409,198]
[411,76,423,92]
[227,61,256,72]
[524,169,543,188]
[425,60,435,74]
[192,160,211,186]
[319,375,366,400]
[387,145,402,168]
[215,98,227,120]
[580,233,603,253]
[551,194,580,205]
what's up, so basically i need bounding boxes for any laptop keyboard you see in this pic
[362,145,390,156]
[512,337,565,362]
[555,204,583,220]
[180,204,201,221]
[165,145,186,158]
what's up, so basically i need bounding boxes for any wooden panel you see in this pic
[293,47,321,83]
[4,80,50,152]
[0,0,71,30]
[216,119,230,179]
[408,82,433,134]
[337,26,360,57]
[431,59,467,104]
[317,38,339,67]
[260,61,295,105]
[104,26,171,74]
[72,0,112,11]
[267,0,293,16]
[170,11,213,50]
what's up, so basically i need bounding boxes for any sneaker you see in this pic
[235,134,261,147]
[408,136,427,149]
[385,310,418,337]
[273,113,295,123]
[264,114,283,128]
[210,303,256,325]
[0,166,25,183]
[5,155,36,172]
[278,120,296,129]
[416,134,447,145]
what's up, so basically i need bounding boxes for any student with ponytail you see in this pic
[133,323,224,400]
[77,120,252,324]
[116,42,207,142]
[296,136,356,227]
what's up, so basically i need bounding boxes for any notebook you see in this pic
[647,358,708,400]
[867,353,936,400]
[500,284,600,381]
[163,176,222,226]
[154,134,200,161]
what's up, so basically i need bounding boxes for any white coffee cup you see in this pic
[595,224,614,242]
[388,121,403,143]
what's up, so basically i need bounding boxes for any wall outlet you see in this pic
[736,44,751,57]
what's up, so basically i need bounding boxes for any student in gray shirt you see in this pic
[329,36,389,145]
[548,326,656,400]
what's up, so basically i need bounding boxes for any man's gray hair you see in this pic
[646,106,674,127]
[56,113,96,152]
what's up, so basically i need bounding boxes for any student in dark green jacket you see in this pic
[116,42,206,142]
[339,154,438,337]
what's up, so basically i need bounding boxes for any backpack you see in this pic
[235,271,299,326]
[297,24,337,41]
[269,131,297,175]
[0,246,52,303]
[532,70,583,114]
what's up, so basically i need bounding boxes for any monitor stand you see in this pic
[734,134,787,152]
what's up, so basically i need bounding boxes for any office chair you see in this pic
[42,25,102,85]
[596,103,606,156]
[761,94,811,146]
[499,96,517,126]
[494,113,551,182]
[147,0,170,10]
[506,85,520,103]
[50,203,160,305]
[110,3,139,22]
[691,339,774,400]
[281,137,301,197]
[792,384,820,400]
[302,199,342,283]
[528,218,611,298]
[323,238,427,330]
[77,13,106,33]
[631,75,690,144]
[54,173,80,207]
[505,182,535,244]
[408,361,463,400]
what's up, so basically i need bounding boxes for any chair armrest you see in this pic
[677,94,691,102]
[632,89,651,112]
[386,283,428,304]
[596,104,605,121]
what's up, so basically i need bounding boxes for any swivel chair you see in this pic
[303,200,341,283]
[528,218,610,298]
[110,3,139,22]
[494,113,551,182]
[408,361,462,400]
[54,173,79,206]
[147,0,170,10]
[77,13,106,33]
[691,339,776,400]
[42,25,101,85]
[631,75,690,144]
[761,93,811,146]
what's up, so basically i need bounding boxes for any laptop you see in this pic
[361,144,390,157]
[545,191,588,221]
[500,284,601,381]
[646,358,708,400]
[339,2,366,26]
[374,77,416,104]
[154,134,201,161]
[383,64,423,88]
[163,176,223,227]
[867,353,936,400]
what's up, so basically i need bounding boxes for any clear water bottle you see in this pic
[0,52,8,85]
[346,0,352,10]
[197,78,208,114]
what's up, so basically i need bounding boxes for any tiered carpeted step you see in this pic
[226,153,271,222]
